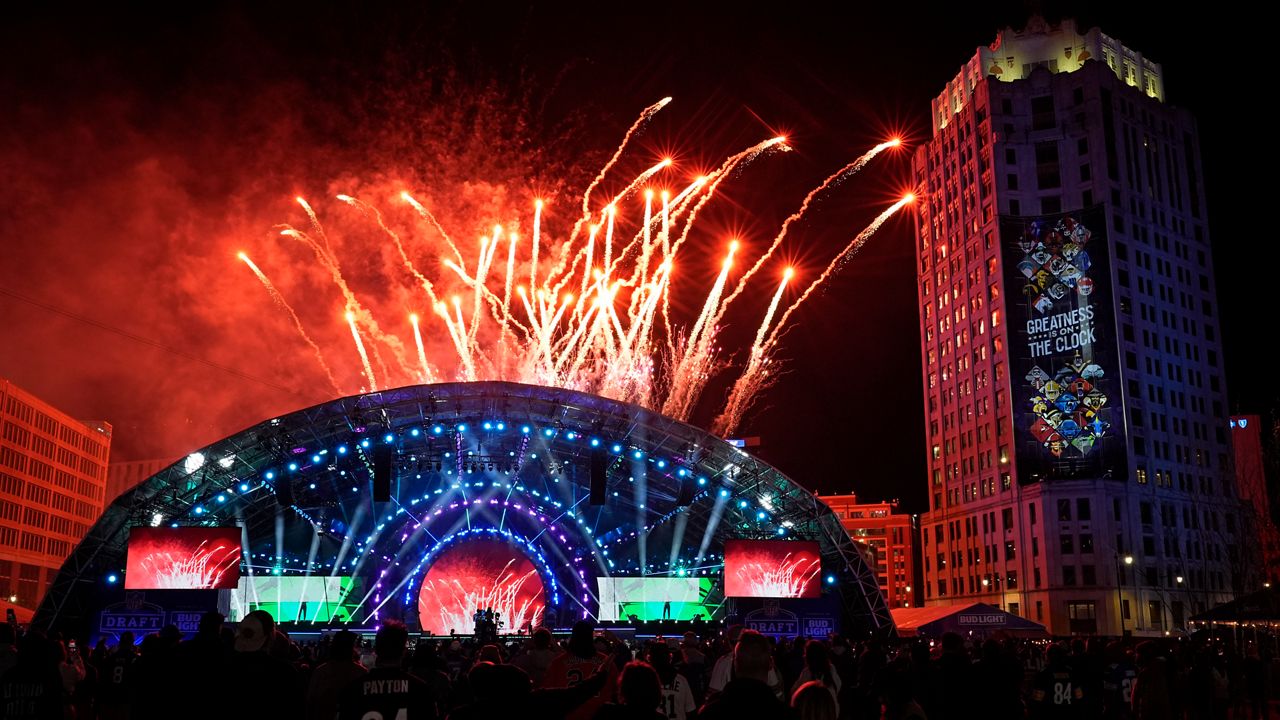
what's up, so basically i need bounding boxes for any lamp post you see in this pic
[1116,555,1134,637]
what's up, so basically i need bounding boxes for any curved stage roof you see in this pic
[36,382,893,634]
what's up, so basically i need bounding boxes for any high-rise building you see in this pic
[819,494,916,608]
[913,17,1254,635]
[0,378,111,608]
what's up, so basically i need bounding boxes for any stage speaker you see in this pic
[589,448,608,505]
[373,443,393,501]
[274,478,294,508]
[676,477,694,507]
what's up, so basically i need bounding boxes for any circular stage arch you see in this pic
[36,382,893,635]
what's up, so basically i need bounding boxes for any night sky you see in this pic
[0,2,1262,513]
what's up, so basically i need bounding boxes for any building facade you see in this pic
[913,17,1252,635]
[820,494,916,608]
[1230,415,1280,584]
[0,379,111,608]
[106,457,178,505]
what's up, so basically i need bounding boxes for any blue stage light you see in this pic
[719,488,729,498]
[483,422,493,430]
[432,425,444,435]
[698,477,707,486]
[337,445,347,454]
[496,422,506,430]
[288,463,298,471]
[265,471,275,480]
[633,450,643,459]
[194,506,205,515]
[107,574,118,584]
[384,433,394,443]
[521,425,531,434]
[590,438,601,447]
[657,460,666,468]
[757,511,767,520]
[309,483,316,490]
[739,500,749,508]
[360,439,370,448]
[411,428,420,437]
[239,483,250,492]
[544,428,555,437]
[217,494,227,503]
[312,455,321,463]
[612,444,623,453]
[826,575,836,585]
[456,424,467,432]
[777,527,786,535]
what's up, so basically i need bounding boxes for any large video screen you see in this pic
[417,538,546,635]
[228,576,358,622]
[724,539,821,598]
[1000,208,1128,484]
[125,527,242,590]
[596,577,717,622]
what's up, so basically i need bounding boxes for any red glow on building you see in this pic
[819,494,917,608]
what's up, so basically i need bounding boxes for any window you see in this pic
[1061,535,1075,554]
[1031,95,1056,130]
[1058,499,1072,521]
[1068,601,1097,634]
[1063,566,1077,586]
[1002,508,1014,531]
[1082,565,1096,585]
[1149,600,1164,630]
[1076,498,1091,521]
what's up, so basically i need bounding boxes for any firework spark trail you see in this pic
[736,553,822,598]
[715,139,897,322]
[566,96,672,247]
[345,311,378,391]
[762,195,914,354]
[410,314,433,383]
[238,252,343,395]
[711,269,792,437]
[402,191,465,268]
[243,98,904,432]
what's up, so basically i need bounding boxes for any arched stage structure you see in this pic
[35,382,893,636]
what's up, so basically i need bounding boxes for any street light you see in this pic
[1176,576,1184,585]
[1117,555,1135,637]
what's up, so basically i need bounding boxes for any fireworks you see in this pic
[732,552,823,599]
[418,560,545,635]
[135,540,241,590]
[241,99,908,436]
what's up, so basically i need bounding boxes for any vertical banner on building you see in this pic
[1001,207,1127,484]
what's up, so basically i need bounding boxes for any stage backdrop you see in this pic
[596,577,716,621]
[723,539,821,599]
[416,538,545,635]
[124,527,242,590]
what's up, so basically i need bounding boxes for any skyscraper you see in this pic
[1,378,112,608]
[913,17,1252,635]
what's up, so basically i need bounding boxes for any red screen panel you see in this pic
[125,527,242,590]
[723,539,821,598]
[417,538,546,635]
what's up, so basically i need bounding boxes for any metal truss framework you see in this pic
[36,382,894,635]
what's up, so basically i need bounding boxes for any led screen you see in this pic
[125,527,242,590]
[723,539,820,598]
[596,577,716,622]
[417,538,545,635]
[1000,207,1128,484]
[228,576,358,622]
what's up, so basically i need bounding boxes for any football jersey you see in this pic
[337,666,435,720]
[1031,665,1084,719]
[660,673,696,720]
[543,651,615,720]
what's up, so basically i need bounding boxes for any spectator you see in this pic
[592,660,665,720]
[1131,641,1172,720]
[229,610,302,720]
[707,625,782,701]
[97,633,137,720]
[0,629,63,720]
[790,639,840,706]
[338,621,434,720]
[698,629,792,720]
[791,680,836,720]
[0,624,18,679]
[306,630,367,720]
[512,627,557,687]
[544,621,618,720]
[648,642,696,720]
[973,638,1022,720]
[1030,643,1083,719]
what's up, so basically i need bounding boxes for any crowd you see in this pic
[0,614,1275,720]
